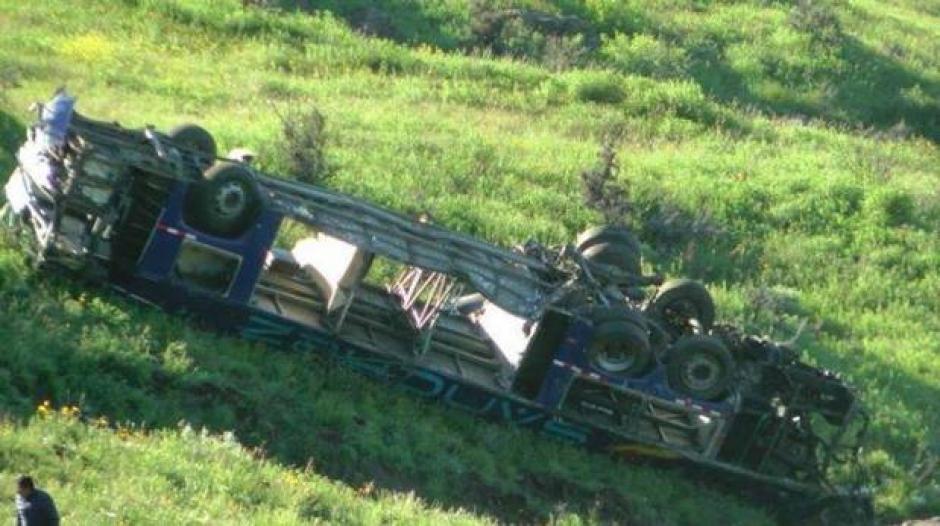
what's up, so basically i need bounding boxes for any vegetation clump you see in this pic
[789,0,845,46]
[469,4,597,70]
[574,73,626,104]
[276,102,333,186]
[580,140,631,227]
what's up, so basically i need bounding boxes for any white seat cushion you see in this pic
[292,234,372,312]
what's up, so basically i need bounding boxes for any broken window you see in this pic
[172,238,241,295]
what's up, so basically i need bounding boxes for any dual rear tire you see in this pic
[168,123,217,168]
[575,225,642,279]
[665,336,734,401]
[587,307,651,378]
[169,124,263,238]
[644,278,716,339]
[587,309,734,401]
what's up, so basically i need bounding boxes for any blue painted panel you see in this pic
[534,320,590,408]
[136,214,183,280]
[135,179,283,304]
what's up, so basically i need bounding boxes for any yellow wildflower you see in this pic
[60,33,115,63]
[59,405,81,419]
[37,400,52,417]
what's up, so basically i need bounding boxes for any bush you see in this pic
[359,42,424,75]
[491,16,545,59]
[621,79,724,127]
[581,140,632,225]
[789,0,843,46]
[864,188,916,227]
[350,6,396,40]
[276,103,333,186]
[601,33,689,79]
[574,73,625,104]
[469,5,595,70]
[541,34,590,72]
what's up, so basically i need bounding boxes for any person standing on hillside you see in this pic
[14,476,59,526]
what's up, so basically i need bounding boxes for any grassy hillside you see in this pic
[0,409,485,525]
[0,0,937,523]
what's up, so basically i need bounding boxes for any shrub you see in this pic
[359,42,424,75]
[621,79,724,127]
[789,0,843,46]
[490,15,545,59]
[581,140,632,225]
[469,5,595,70]
[350,6,397,40]
[574,73,625,104]
[864,188,916,227]
[601,33,689,79]
[542,34,590,72]
[276,103,333,186]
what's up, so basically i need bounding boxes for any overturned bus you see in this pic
[2,92,872,523]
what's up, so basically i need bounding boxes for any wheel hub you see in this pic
[681,354,722,391]
[595,341,636,373]
[214,182,247,219]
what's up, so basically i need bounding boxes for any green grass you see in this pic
[0,411,485,525]
[0,0,937,523]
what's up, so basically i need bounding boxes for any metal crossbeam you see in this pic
[259,174,558,318]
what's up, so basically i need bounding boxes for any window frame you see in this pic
[171,237,244,298]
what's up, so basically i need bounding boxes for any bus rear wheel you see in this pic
[184,163,262,238]
[665,336,734,401]
[168,123,217,166]
[587,308,651,378]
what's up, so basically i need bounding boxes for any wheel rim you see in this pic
[214,182,247,219]
[680,354,723,392]
[594,340,637,373]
